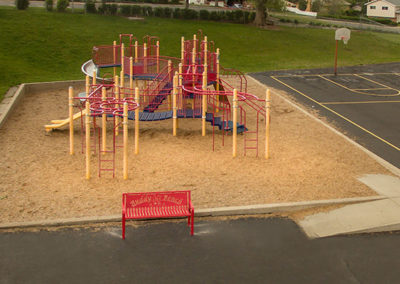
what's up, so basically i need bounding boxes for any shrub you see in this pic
[225,11,234,22]
[154,7,164,17]
[120,5,131,16]
[142,6,153,16]
[163,7,172,18]
[209,11,219,21]
[131,5,142,16]
[98,3,117,15]
[85,0,96,13]
[172,7,181,18]
[243,11,251,23]
[217,11,225,21]
[232,9,243,23]
[249,12,255,22]
[56,0,69,12]
[199,9,209,20]
[170,0,179,3]
[181,8,197,20]
[45,0,53,11]
[15,0,29,10]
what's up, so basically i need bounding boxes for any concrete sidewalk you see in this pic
[299,174,400,238]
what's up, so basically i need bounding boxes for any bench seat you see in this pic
[122,191,194,239]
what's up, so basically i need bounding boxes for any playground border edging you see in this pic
[0,80,85,130]
[248,76,400,178]
[0,196,385,230]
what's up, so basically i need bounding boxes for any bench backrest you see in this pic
[123,191,191,210]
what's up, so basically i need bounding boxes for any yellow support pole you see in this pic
[178,63,183,112]
[156,41,160,74]
[181,36,185,65]
[192,47,195,110]
[69,86,74,155]
[204,36,207,66]
[130,57,133,91]
[120,70,124,94]
[135,87,140,155]
[85,75,90,96]
[168,60,172,110]
[92,70,96,85]
[193,34,197,56]
[123,102,128,180]
[113,40,117,78]
[121,43,125,79]
[202,69,207,136]
[85,101,91,180]
[233,89,238,158]
[144,43,147,74]
[102,87,107,154]
[134,41,138,63]
[115,76,120,136]
[265,89,271,160]
[173,73,178,137]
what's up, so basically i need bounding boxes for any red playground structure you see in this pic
[45,31,271,179]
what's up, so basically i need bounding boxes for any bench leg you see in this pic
[122,214,126,240]
[190,210,194,236]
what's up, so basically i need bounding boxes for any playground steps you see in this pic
[143,82,173,112]
[205,112,246,134]
[127,110,246,134]
[128,111,173,121]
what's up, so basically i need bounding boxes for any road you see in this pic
[2,217,400,283]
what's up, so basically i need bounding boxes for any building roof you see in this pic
[365,0,400,6]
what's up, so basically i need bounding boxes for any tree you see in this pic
[253,0,284,26]
[15,0,29,10]
[324,0,346,15]
[311,0,322,12]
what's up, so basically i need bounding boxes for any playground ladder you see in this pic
[243,112,260,157]
[98,147,115,178]
[98,119,123,178]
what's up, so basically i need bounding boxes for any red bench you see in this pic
[122,190,194,239]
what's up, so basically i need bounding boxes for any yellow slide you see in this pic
[44,109,87,132]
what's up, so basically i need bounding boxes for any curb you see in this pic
[0,196,385,230]
[247,76,400,178]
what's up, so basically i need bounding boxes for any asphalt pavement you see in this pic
[250,62,400,170]
[2,217,400,283]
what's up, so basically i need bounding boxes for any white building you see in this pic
[365,0,400,22]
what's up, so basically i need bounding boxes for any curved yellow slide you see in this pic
[44,109,86,132]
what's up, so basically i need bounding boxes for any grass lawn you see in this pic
[1,7,400,99]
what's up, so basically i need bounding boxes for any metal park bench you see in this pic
[122,191,194,239]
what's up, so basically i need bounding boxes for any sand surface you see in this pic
[0,77,390,223]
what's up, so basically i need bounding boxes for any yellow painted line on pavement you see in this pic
[318,75,399,97]
[354,74,400,96]
[321,100,400,105]
[270,75,400,152]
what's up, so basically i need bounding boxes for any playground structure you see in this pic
[45,31,270,179]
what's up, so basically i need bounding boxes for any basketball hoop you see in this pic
[334,28,351,75]
[335,28,351,45]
